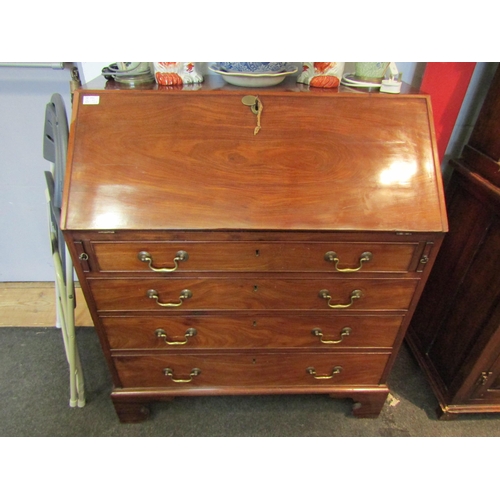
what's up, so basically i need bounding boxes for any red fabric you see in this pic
[420,63,476,163]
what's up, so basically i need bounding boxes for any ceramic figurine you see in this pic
[297,62,345,88]
[354,62,390,83]
[154,62,204,86]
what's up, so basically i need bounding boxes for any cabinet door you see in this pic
[469,353,500,403]
[421,177,500,390]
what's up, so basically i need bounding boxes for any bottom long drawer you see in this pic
[113,353,390,389]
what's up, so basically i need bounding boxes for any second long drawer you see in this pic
[89,277,419,312]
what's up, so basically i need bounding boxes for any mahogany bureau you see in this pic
[61,75,448,423]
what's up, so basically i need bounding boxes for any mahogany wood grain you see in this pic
[350,390,389,418]
[62,76,447,421]
[113,352,390,389]
[462,145,500,191]
[409,158,500,412]
[88,277,418,312]
[94,74,420,94]
[111,400,150,424]
[101,314,403,350]
[428,215,500,388]
[91,241,417,274]
[62,85,447,234]
[110,388,389,421]
[407,66,500,418]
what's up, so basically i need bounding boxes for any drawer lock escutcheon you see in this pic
[155,327,197,345]
[306,366,343,380]
[319,289,362,309]
[163,367,201,383]
[138,250,188,272]
[324,251,372,272]
[147,289,192,308]
[312,327,352,344]
[242,95,263,135]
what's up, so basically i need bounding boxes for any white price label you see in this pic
[83,96,100,105]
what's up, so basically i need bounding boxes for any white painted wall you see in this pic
[0,62,495,282]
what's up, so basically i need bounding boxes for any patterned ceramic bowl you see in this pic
[217,62,289,74]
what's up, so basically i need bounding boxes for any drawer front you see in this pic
[102,314,404,350]
[91,241,417,273]
[89,277,418,312]
[113,353,390,389]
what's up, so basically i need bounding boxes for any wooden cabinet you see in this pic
[62,76,447,423]
[407,66,500,419]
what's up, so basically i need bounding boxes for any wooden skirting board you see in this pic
[0,282,93,327]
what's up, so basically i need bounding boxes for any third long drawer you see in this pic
[101,314,404,350]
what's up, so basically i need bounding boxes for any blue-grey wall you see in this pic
[0,65,73,281]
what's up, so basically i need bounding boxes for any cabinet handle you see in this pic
[318,289,362,309]
[155,327,197,345]
[163,367,201,383]
[138,250,188,272]
[306,366,343,380]
[312,327,352,344]
[324,251,372,272]
[147,289,192,307]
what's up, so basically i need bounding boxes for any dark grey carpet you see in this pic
[1,326,500,437]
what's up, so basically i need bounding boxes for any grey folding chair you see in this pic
[43,93,85,407]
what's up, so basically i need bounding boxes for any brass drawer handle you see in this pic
[163,367,201,383]
[324,251,372,272]
[319,289,362,309]
[306,366,343,380]
[147,289,192,307]
[138,250,188,272]
[312,327,352,344]
[155,327,197,345]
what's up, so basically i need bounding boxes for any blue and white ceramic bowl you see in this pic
[217,62,289,74]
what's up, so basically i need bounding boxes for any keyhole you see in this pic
[253,285,258,292]
[252,358,257,364]
[253,320,257,327]
[255,249,260,257]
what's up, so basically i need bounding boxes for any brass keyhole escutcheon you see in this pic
[242,95,258,113]
[242,95,263,135]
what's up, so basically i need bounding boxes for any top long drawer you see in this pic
[90,241,418,274]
